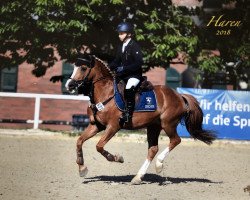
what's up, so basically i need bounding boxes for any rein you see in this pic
[89,75,115,111]
[92,75,112,85]
[74,67,112,91]
[79,67,114,111]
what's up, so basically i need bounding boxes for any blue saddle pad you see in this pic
[114,81,157,112]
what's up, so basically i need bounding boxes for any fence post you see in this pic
[33,96,41,129]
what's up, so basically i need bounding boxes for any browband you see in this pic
[75,57,94,68]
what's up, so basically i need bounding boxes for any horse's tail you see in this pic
[181,94,217,145]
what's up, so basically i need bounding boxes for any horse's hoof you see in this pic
[115,155,124,163]
[79,166,88,177]
[155,159,163,174]
[131,175,143,185]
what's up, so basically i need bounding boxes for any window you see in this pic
[62,62,74,94]
[0,66,18,92]
[166,67,181,90]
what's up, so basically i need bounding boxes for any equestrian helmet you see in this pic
[117,22,134,33]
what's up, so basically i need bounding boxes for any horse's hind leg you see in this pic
[76,124,99,177]
[155,125,181,174]
[131,124,161,184]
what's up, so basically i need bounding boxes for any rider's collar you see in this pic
[122,38,131,52]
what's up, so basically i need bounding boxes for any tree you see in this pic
[0,0,249,87]
[0,0,197,74]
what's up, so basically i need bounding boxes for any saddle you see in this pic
[114,76,157,112]
[117,76,153,96]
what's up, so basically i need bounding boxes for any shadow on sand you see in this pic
[82,174,222,185]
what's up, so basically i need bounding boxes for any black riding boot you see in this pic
[119,87,135,125]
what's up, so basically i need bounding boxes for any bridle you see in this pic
[68,57,94,94]
[74,66,92,88]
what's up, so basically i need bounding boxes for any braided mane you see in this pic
[93,56,115,79]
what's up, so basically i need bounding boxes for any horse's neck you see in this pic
[95,60,113,80]
[92,62,114,103]
[92,78,114,103]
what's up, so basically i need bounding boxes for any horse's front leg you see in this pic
[96,126,124,163]
[76,124,99,177]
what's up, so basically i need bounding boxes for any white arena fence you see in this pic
[0,92,90,129]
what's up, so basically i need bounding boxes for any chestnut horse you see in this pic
[65,55,216,184]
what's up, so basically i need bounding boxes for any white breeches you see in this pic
[126,78,140,89]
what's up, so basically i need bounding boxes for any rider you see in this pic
[109,22,143,124]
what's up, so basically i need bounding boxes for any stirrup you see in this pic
[119,112,132,126]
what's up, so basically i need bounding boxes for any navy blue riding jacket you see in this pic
[109,39,143,80]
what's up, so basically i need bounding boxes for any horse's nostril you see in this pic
[68,82,73,87]
[68,82,75,89]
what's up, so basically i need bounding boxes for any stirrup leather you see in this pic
[119,87,135,126]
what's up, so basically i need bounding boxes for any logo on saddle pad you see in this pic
[146,97,152,104]
[145,97,155,109]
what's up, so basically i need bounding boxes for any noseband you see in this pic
[76,66,92,88]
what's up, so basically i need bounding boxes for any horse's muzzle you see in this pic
[65,79,77,93]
